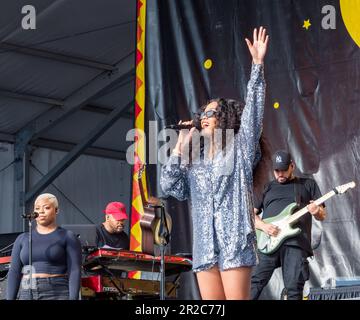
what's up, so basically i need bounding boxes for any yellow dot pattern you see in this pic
[204,59,213,69]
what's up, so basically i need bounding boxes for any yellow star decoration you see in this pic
[303,19,311,30]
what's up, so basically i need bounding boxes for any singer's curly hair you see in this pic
[193,98,243,133]
[192,98,271,194]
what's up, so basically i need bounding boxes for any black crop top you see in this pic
[6,227,82,300]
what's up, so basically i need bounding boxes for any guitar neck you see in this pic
[287,190,336,224]
[138,166,149,207]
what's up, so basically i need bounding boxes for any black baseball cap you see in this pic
[272,150,292,171]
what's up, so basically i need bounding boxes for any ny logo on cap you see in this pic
[276,155,283,163]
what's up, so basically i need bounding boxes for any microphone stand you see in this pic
[22,212,38,300]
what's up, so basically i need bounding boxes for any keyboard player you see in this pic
[95,202,129,250]
[83,202,192,299]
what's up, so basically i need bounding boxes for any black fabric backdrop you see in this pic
[145,0,360,299]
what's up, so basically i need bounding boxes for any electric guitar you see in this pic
[256,181,356,254]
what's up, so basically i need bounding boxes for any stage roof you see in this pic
[0,0,137,159]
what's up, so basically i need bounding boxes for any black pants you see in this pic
[18,276,69,300]
[251,245,309,300]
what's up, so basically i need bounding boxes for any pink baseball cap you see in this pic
[103,202,128,220]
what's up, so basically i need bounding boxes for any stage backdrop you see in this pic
[145,0,360,299]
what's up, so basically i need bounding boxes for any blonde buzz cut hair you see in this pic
[34,193,59,209]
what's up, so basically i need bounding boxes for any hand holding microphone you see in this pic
[172,120,196,156]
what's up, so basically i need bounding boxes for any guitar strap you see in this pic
[294,177,312,207]
[293,177,302,206]
[158,205,170,244]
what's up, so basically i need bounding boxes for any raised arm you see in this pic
[240,27,269,166]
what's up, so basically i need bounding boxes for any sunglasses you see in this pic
[199,110,218,120]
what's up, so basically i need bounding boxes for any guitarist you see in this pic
[250,150,326,300]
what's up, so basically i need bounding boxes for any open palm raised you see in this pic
[245,26,269,65]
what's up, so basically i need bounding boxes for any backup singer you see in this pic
[7,193,82,300]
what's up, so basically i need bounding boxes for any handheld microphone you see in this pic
[164,124,194,130]
[22,212,39,219]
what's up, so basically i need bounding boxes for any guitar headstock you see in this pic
[335,181,356,194]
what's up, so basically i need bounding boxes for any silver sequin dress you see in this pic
[160,64,265,272]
